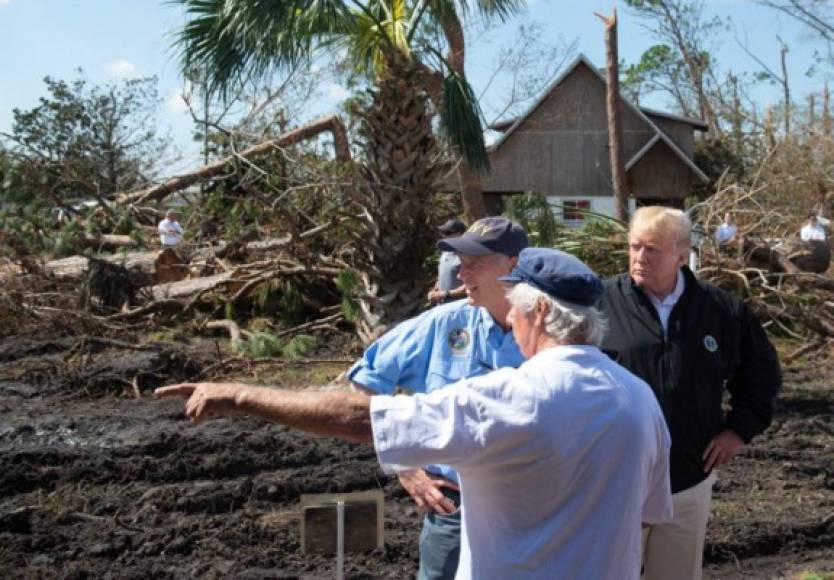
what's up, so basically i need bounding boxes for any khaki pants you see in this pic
[643,471,717,580]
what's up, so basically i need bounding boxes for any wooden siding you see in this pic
[484,62,658,196]
[627,140,696,200]
[645,114,695,158]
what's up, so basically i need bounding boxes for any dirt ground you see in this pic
[0,333,833,579]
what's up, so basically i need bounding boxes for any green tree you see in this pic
[622,0,725,131]
[1,72,169,208]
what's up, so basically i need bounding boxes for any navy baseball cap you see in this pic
[499,247,603,306]
[437,217,529,257]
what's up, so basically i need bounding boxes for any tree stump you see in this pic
[153,248,189,284]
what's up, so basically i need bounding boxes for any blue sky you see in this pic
[0,0,828,171]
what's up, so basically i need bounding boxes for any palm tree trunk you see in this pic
[350,56,440,343]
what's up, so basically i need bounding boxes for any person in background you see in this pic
[427,218,468,305]
[800,212,826,242]
[155,247,673,580]
[599,206,781,580]
[714,212,738,247]
[158,209,185,248]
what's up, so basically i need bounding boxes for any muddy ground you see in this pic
[0,333,833,579]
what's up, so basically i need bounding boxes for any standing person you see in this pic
[599,206,781,580]
[800,212,826,242]
[158,209,185,248]
[714,211,738,247]
[349,216,527,580]
[156,247,673,580]
[427,218,467,305]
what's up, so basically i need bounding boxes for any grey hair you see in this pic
[507,283,608,346]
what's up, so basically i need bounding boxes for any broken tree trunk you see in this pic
[38,235,300,282]
[113,115,352,206]
[77,234,138,251]
[596,9,629,223]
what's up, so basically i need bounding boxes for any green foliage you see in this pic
[281,334,316,359]
[620,44,676,103]
[796,572,834,580]
[1,72,168,205]
[335,269,359,323]
[501,193,628,276]
[503,192,562,247]
[233,331,316,359]
[254,279,304,326]
[550,219,629,279]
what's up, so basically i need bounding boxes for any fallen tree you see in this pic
[112,116,351,206]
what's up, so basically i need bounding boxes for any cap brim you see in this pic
[497,274,524,283]
[437,238,494,255]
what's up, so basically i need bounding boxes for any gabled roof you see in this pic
[641,106,708,131]
[625,133,709,182]
[487,53,708,183]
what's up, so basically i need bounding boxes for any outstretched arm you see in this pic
[155,382,373,443]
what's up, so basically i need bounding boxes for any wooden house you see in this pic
[483,54,709,224]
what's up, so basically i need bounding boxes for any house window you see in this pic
[562,200,591,221]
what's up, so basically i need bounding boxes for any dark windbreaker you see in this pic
[599,267,781,493]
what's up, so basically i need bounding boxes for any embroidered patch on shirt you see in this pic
[704,334,718,352]
[448,328,471,354]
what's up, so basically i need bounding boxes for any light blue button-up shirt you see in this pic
[347,299,525,482]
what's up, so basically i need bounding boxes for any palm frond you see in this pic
[427,0,524,26]
[171,0,350,95]
[441,70,490,172]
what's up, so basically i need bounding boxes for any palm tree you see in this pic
[172,0,523,339]
[173,0,524,219]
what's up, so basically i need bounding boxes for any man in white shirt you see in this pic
[800,213,826,242]
[156,247,673,580]
[158,209,185,248]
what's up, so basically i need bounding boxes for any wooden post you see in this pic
[596,9,628,222]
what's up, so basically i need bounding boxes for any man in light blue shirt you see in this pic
[348,216,528,580]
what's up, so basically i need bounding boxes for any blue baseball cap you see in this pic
[499,247,603,306]
[437,217,529,257]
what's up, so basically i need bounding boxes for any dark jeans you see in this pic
[417,489,461,580]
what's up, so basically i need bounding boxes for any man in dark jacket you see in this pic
[599,206,781,580]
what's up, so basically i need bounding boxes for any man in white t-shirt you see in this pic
[156,248,672,580]
[800,213,826,242]
[158,209,185,248]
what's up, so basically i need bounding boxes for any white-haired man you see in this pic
[156,247,672,579]
[600,206,781,580]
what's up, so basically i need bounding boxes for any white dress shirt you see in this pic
[645,270,685,334]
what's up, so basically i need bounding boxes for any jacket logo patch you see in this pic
[448,329,471,354]
[704,335,718,352]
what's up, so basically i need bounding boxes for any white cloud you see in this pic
[0,0,11,6]
[166,90,190,115]
[326,83,350,101]
[104,59,138,79]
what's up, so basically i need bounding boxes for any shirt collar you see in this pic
[646,269,685,308]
